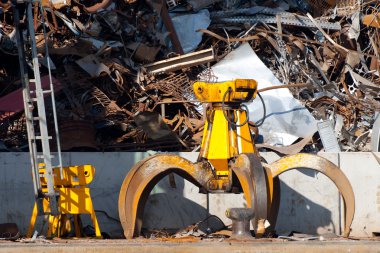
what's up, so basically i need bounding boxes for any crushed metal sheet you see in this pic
[1,0,380,152]
[209,43,317,146]
[143,47,215,75]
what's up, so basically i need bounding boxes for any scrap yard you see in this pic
[0,0,380,252]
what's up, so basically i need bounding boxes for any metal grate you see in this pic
[151,73,194,101]
[336,0,361,16]
[307,0,336,16]
[307,0,361,16]
[317,120,342,152]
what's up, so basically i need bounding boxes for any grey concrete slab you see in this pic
[0,152,379,238]
[339,153,380,237]
[273,153,340,235]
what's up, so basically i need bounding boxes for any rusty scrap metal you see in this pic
[306,0,338,16]
[143,48,215,75]
[83,0,113,13]
[145,72,193,101]
[0,0,380,152]
[150,0,184,55]
[58,120,98,151]
[363,13,380,29]
[256,135,314,155]
[0,223,20,240]
[212,14,342,30]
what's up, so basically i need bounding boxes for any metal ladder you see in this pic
[13,0,63,216]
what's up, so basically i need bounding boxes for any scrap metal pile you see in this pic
[0,0,379,152]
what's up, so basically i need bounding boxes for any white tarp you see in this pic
[210,43,317,146]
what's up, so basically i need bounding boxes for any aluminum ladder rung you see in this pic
[30,90,53,94]
[34,136,52,140]
[16,1,63,216]
[36,155,55,159]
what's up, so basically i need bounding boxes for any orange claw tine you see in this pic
[118,154,215,238]
[267,153,355,237]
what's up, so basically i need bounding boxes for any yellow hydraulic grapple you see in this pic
[118,79,355,238]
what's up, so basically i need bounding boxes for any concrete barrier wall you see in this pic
[0,152,379,237]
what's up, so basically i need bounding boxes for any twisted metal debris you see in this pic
[0,0,379,152]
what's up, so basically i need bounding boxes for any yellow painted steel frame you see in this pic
[27,165,101,238]
[196,79,257,181]
[201,109,255,162]
[193,79,258,103]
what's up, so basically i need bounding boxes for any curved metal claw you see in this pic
[118,154,215,239]
[268,153,355,237]
[262,165,281,232]
[231,154,269,237]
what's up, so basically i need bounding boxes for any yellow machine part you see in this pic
[39,164,95,187]
[118,153,269,238]
[195,79,257,174]
[118,78,355,240]
[201,108,255,172]
[201,109,234,160]
[59,188,95,214]
[28,164,101,238]
[193,79,257,102]
[267,153,355,237]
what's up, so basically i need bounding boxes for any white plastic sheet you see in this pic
[211,43,317,146]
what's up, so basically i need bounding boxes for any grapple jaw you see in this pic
[266,153,355,238]
[230,154,269,237]
[118,153,270,238]
[118,154,214,239]
[119,153,355,239]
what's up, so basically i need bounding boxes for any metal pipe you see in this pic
[159,0,184,55]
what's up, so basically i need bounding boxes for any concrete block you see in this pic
[0,152,379,239]
[339,152,380,237]
[273,153,340,235]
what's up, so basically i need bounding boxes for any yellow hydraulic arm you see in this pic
[118,79,355,239]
